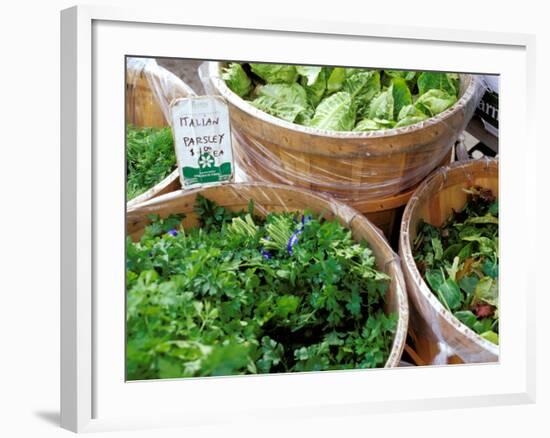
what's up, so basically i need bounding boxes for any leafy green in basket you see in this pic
[414,89,457,117]
[126,126,176,200]
[222,62,461,132]
[126,196,397,379]
[221,63,252,97]
[249,63,298,84]
[310,91,356,131]
[413,187,499,345]
[251,83,312,123]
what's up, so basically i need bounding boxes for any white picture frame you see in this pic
[60,5,537,433]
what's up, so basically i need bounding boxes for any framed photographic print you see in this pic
[61,4,536,433]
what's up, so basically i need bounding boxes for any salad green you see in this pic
[222,63,460,132]
[413,187,499,345]
[126,125,176,200]
[126,196,397,379]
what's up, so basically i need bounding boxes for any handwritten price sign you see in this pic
[170,96,234,188]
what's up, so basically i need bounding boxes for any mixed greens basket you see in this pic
[399,158,499,364]
[126,183,409,379]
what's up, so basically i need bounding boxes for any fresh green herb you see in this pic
[126,126,176,200]
[126,195,397,379]
[414,187,499,344]
[223,62,460,132]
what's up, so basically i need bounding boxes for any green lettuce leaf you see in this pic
[327,67,346,93]
[385,70,417,81]
[251,83,312,123]
[251,96,307,123]
[353,118,386,131]
[398,104,426,120]
[425,269,445,292]
[372,118,395,128]
[310,91,356,131]
[482,258,499,279]
[395,104,428,127]
[472,318,493,335]
[458,274,479,297]
[480,330,499,345]
[257,83,309,107]
[417,72,458,96]
[461,235,497,256]
[471,276,498,307]
[250,63,298,84]
[299,67,327,107]
[221,63,252,97]
[464,214,499,225]
[436,278,463,311]
[415,89,457,116]
[345,68,363,77]
[454,310,477,330]
[343,70,381,115]
[368,86,394,121]
[296,66,322,85]
[391,77,413,119]
[394,116,427,128]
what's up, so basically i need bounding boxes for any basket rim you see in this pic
[207,62,479,140]
[399,158,500,358]
[127,168,179,208]
[127,181,409,368]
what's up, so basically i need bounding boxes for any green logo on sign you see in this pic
[198,152,215,169]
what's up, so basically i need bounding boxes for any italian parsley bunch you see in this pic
[126,196,397,379]
[126,125,176,200]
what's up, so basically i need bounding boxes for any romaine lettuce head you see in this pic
[343,71,381,116]
[397,104,426,121]
[394,104,428,128]
[310,91,356,131]
[390,77,413,119]
[417,72,458,97]
[414,89,457,117]
[251,83,311,123]
[249,63,298,84]
[326,67,347,93]
[256,83,309,108]
[221,63,252,97]
[298,67,327,107]
[368,86,394,121]
[251,96,309,123]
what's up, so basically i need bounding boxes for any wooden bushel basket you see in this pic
[126,59,195,208]
[205,63,480,240]
[398,158,499,364]
[127,182,409,368]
